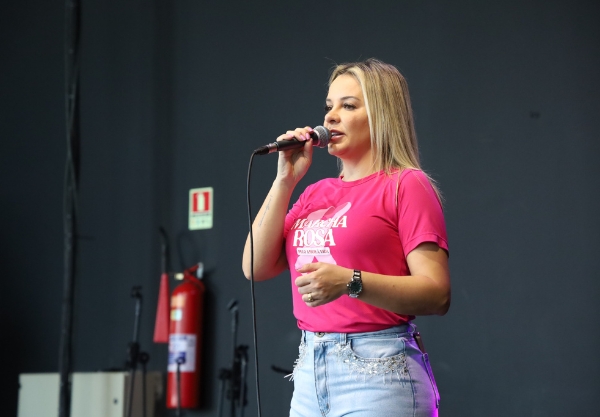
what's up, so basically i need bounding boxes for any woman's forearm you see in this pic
[242,178,294,281]
[295,243,450,316]
[358,272,451,316]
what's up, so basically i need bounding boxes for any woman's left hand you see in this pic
[295,262,350,307]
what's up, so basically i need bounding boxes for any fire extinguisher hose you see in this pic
[176,357,184,417]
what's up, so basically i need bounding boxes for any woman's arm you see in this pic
[294,242,451,316]
[242,179,294,281]
[242,127,315,281]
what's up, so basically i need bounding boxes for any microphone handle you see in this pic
[254,132,319,155]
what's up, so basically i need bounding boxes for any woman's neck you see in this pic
[340,154,377,181]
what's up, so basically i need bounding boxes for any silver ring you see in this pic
[307,293,313,303]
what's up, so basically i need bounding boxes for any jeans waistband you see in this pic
[301,324,413,344]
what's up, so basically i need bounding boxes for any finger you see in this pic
[302,126,314,141]
[287,128,308,142]
[295,275,309,287]
[296,262,319,273]
[276,132,295,142]
[303,292,316,304]
[276,126,315,142]
[295,127,315,141]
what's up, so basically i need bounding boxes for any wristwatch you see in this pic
[347,270,363,298]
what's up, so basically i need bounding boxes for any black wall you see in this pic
[2,1,599,416]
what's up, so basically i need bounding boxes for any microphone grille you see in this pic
[313,126,331,148]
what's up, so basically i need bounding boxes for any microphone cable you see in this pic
[246,150,263,417]
[59,0,82,415]
[244,127,329,417]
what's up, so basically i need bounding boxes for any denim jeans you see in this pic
[289,325,440,417]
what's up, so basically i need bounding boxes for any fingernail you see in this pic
[305,133,310,140]
[308,127,314,132]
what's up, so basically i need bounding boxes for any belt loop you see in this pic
[302,330,307,344]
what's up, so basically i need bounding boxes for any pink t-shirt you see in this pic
[283,169,448,333]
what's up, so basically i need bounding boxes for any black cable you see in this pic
[246,151,262,417]
[64,0,81,214]
[58,0,81,416]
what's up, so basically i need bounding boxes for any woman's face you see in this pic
[324,74,371,161]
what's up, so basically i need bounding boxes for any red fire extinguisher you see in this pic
[167,262,205,409]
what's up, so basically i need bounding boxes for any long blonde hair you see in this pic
[329,58,442,201]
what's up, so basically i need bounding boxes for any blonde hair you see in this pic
[329,58,442,201]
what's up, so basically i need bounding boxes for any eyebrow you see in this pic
[325,96,361,103]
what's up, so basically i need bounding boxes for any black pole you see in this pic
[127,287,143,417]
[238,346,249,417]
[58,0,81,416]
[217,369,230,417]
[140,352,150,417]
[228,300,239,417]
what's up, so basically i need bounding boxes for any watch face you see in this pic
[348,280,363,294]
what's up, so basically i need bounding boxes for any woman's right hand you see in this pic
[275,126,315,187]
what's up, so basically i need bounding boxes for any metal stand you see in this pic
[140,352,149,417]
[126,286,150,417]
[217,300,248,417]
[229,299,239,417]
[217,368,231,417]
[235,346,249,417]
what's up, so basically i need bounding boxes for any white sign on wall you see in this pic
[189,187,213,230]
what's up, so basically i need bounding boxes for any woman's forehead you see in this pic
[327,74,363,101]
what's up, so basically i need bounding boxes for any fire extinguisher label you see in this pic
[168,334,197,372]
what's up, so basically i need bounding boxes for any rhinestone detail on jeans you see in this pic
[335,343,409,383]
[286,340,307,381]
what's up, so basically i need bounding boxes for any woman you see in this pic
[242,58,450,417]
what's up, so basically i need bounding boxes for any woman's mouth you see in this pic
[329,130,344,141]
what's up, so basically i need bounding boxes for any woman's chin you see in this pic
[327,143,342,156]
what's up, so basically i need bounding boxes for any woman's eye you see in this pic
[324,105,332,112]
[343,103,356,110]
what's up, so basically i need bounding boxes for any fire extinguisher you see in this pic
[167,262,205,409]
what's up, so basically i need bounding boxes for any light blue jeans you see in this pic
[289,325,440,417]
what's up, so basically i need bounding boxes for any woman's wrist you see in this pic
[272,176,297,193]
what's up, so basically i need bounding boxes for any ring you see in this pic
[307,293,313,303]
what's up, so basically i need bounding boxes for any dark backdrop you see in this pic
[2,1,599,416]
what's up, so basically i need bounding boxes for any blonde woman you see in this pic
[243,58,450,416]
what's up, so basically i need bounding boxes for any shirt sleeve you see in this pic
[283,185,311,239]
[397,170,449,256]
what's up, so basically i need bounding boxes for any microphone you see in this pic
[253,126,331,155]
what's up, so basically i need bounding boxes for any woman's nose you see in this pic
[325,109,339,125]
